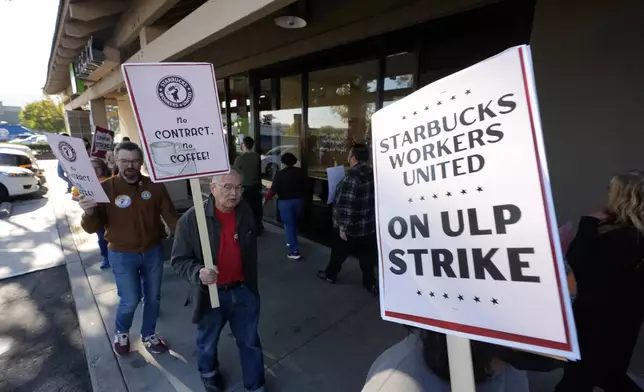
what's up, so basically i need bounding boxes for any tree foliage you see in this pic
[19,98,65,133]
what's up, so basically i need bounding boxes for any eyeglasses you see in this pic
[218,183,243,193]
[117,159,142,167]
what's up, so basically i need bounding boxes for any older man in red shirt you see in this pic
[171,167,264,392]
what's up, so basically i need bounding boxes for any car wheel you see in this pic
[0,184,8,203]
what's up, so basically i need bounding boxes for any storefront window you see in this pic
[307,60,378,179]
[258,75,303,221]
[229,76,252,159]
[201,79,229,195]
[383,52,416,107]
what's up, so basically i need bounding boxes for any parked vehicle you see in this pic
[0,148,45,184]
[10,135,46,145]
[0,125,34,142]
[0,166,39,202]
[261,145,297,178]
[0,143,39,163]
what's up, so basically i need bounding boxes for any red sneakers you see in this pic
[113,332,130,356]
[142,333,168,354]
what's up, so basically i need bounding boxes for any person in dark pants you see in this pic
[555,170,644,392]
[234,137,264,234]
[263,153,309,259]
[171,168,265,392]
[318,144,378,294]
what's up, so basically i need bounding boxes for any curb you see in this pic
[0,201,11,218]
[49,180,128,392]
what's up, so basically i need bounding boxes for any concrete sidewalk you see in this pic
[44,159,644,392]
[44,161,406,392]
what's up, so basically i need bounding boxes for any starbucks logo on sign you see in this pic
[58,141,77,162]
[157,75,194,109]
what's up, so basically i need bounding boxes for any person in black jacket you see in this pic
[556,170,644,392]
[171,168,265,392]
[263,152,309,260]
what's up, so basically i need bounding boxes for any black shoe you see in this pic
[317,270,336,284]
[366,284,379,296]
[201,372,225,392]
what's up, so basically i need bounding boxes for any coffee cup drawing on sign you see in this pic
[149,141,197,177]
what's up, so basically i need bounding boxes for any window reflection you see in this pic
[258,75,303,221]
[229,76,252,158]
[383,52,416,107]
[307,60,378,179]
[201,79,229,195]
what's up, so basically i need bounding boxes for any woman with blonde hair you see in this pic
[556,170,644,392]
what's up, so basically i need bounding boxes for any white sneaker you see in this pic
[113,332,130,356]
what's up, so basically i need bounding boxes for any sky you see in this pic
[0,0,59,108]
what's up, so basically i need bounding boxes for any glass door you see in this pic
[257,75,303,222]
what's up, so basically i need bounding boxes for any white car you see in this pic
[0,166,39,201]
[0,147,45,183]
[261,145,297,178]
[0,143,39,164]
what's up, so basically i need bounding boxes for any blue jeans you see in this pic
[109,244,164,337]
[197,285,265,391]
[278,198,304,252]
[97,228,108,259]
[57,162,73,191]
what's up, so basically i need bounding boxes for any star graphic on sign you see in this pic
[408,198,413,203]
[429,291,435,298]
[461,189,467,195]
[432,194,438,199]
[424,106,429,111]
[413,111,417,115]
[465,89,471,95]
[416,290,422,296]
[443,293,449,299]
[491,298,499,305]
[437,101,442,106]
[451,95,456,100]
[457,294,464,301]
[477,186,483,192]
[420,196,425,201]
[474,296,481,303]
[446,192,452,197]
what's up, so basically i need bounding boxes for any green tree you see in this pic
[19,98,65,133]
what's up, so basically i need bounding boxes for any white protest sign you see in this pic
[372,45,579,359]
[121,63,230,183]
[47,133,109,203]
[326,165,345,204]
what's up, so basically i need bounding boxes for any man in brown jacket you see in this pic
[78,142,178,356]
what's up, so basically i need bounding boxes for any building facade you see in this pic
[44,0,644,244]
[0,102,21,125]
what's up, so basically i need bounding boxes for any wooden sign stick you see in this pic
[189,178,220,308]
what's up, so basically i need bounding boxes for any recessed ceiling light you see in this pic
[274,15,307,29]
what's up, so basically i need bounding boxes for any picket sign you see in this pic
[122,62,231,309]
[372,45,580,390]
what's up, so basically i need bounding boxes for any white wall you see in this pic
[531,0,644,225]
